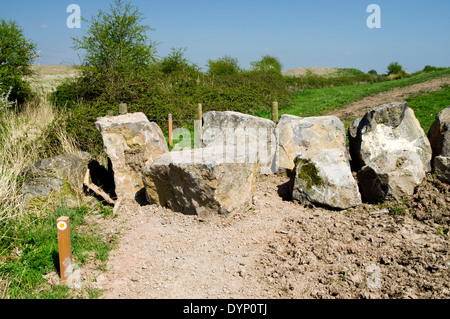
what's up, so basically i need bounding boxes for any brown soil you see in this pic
[70,173,449,299]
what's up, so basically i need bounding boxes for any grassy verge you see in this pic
[281,68,450,119]
[406,84,450,134]
[0,203,117,299]
[0,93,117,299]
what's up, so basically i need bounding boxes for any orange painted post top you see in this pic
[168,114,173,147]
[56,216,73,284]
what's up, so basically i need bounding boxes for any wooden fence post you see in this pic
[56,216,73,284]
[272,101,279,123]
[196,103,203,148]
[168,114,173,147]
[119,103,127,115]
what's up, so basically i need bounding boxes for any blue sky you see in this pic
[1,0,449,73]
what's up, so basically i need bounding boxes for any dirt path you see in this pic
[328,76,450,123]
[73,74,450,299]
[88,174,449,299]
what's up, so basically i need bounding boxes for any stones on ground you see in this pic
[142,147,258,218]
[427,106,450,183]
[201,111,277,174]
[21,152,92,209]
[357,151,426,203]
[276,114,347,171]
[289,148,361,210]
[95,112,169,201]
[349,101,432,172]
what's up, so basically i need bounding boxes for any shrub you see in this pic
[207,56,241,76]
[387,62,405,75]
[250,55,282,75]
[159,47,199,75]
[0,19,38,105]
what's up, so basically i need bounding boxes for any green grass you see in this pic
[282,68,450,118]
[406,84,450,134]
[0,203,117,299]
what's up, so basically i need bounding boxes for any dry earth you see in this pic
[70,173,449,300]
[282,67,338,77]
[28,65,79,93]
[34,66,449,299]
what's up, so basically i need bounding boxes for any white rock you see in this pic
[290,148,361,210]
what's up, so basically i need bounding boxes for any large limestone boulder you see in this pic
[349,101,432,172]
[428,106,450,183]
[277,114,347,171]
[428,106,450,157]
[357,151,426,203]
[289,148,361,210]
[96,112,168,200]
[21,152,91,208]
[201,111,277,174]
[142,147,258,218]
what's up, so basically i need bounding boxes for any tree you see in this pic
[72,0,158,73]
[250,55,282,75]
[387,62,405,75]
[159,47,199,75]
[0,19,38,105]
[207,56,241,76]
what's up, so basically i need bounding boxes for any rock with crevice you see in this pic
[142,147,258,218]
[95,112,168,201]
[357,150,426,203]
[349,101,432,172]
[201,111,277,174]
[277,114,347,171]
[428,106,450,183]
[289,148,361,210]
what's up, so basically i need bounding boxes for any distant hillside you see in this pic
[282,67,338,77]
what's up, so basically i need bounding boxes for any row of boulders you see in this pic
[20,102,449,218]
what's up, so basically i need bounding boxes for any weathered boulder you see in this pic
[349,101,432,172]
[428,106,450,157]
[289,148,361,210]
[277,114,347,171]
[95,112,168,200]
[357,151,426,203]
[201,111,277,174]
[21,152,91,208]
[142,147,258,218]
[433,156,450,184]
[428,106,450,183]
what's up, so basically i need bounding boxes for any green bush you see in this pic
[250,55,282,75]
[0,19,38,106]
[387,62,406,76]
[207,56,241,76]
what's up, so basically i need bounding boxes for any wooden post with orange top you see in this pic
[168,114,173,147]
[56,216,73,284]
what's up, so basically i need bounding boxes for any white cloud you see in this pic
[40,24,48,29]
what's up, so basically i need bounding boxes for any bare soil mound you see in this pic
[282,67,339,77]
